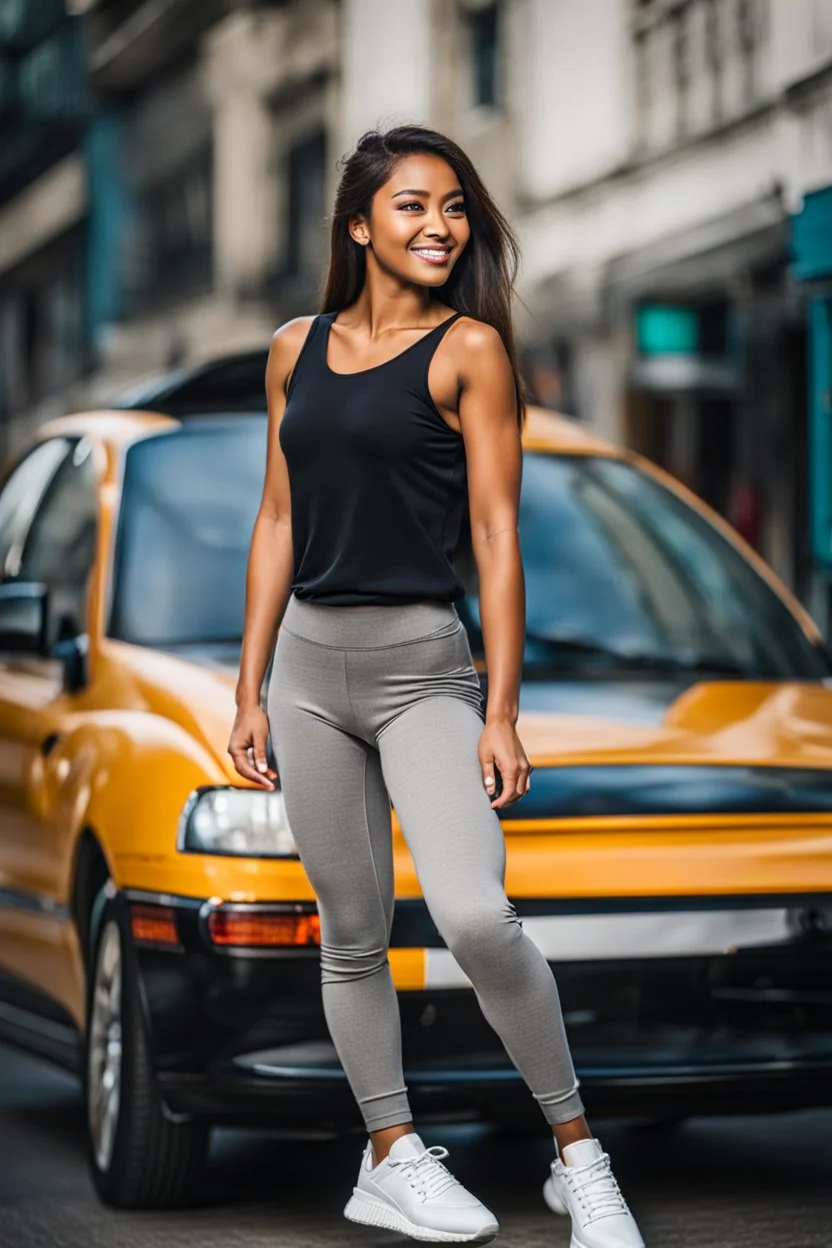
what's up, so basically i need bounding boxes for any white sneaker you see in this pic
[542,1163,569,1216]
[543,1138,644,1248]
[344,1131,499,1244]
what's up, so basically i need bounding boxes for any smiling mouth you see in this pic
[411,247,453,265]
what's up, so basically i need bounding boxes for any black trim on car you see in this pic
[506,764,832,819]
[0,886,70,920]
[0,971,81,1073]
[119,887,832,953]
[3,891,831,1125]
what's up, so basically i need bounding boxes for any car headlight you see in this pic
[178,786,299,857]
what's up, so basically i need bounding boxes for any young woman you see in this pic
[229,125,644,1248]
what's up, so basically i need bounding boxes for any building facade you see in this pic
[0,0,91,457]
[340,0,832,605]
[2,0,831,612]
[0,0,341,440]
[77,0,339,394]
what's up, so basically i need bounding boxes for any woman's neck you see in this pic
[339,276,444,335]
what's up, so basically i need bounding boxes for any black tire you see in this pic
[83,887,209,1209]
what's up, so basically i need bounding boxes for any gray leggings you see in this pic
[267,593,584,1131]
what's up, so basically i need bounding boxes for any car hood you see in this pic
[518,676,832,768]
[148,644,832,775]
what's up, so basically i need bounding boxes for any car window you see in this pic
[0,439,72,579]
[109,425,829,680]
[18,438,98,641]
[457,453,829,680]
[109,420,264,646]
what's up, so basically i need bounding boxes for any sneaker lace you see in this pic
[565,1154,628,1223]
[389,1145,459,1201]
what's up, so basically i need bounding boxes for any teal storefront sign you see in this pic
[792,186,832,282]
[636,304,699,357]
[792,188,832,567]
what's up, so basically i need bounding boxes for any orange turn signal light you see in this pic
[207,910,321,948]
[130,903,180,947]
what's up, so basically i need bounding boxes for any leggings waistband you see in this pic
[280,593,460,649]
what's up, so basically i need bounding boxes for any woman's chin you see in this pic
[407,263,454,288]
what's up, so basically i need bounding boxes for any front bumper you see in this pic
[124,889,832,1126]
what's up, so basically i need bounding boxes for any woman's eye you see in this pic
[398,201,466,214]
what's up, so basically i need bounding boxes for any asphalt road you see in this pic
[1,1043,830,1247]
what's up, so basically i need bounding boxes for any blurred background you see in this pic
[1,0,831,624]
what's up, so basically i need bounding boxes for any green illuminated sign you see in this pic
[637,305,699,357]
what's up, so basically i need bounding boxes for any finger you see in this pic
[491,767,519,808]
[229,748,276,789]
[252,734,278,779]
[241,738,278,778]
[481,759,497,797]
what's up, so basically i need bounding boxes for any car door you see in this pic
[0,438,74,891]
[0,436,98,1004]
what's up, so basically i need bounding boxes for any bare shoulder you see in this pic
[271,314,317,352]
[267,315,318,384]
[445,315,506,364]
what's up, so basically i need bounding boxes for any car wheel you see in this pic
[84,887,208,1208]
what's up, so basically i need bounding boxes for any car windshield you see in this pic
[110,419,266,648]
[457,453,829,680]
[109,423,829,679]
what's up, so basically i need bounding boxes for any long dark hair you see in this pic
[321,125,527,427]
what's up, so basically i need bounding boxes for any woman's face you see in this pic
[351,153,471,288]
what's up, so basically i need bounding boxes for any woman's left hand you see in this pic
[478,717,533,810]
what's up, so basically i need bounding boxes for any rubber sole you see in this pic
[344,1190,499,1244]
[570,1231,645,1248]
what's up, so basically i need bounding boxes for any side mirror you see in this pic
[52,633,89,693]
[0,582,49,655]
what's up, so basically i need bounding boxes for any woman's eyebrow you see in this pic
[391,188,464,200]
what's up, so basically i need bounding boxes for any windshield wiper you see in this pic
[524,633,748,676]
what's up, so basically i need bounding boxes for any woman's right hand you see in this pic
[227,702,279,790]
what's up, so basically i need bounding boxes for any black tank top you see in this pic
[278,310,468,606]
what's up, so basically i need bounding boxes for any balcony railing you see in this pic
[632,0,764,155]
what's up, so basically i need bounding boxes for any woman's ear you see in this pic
[349,215,370,247]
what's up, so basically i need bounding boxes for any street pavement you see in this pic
[0,1042,830,1247]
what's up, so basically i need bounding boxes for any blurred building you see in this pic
[512,0,831,616]
[341,0,832,608]
[0,0,339,441]
[0,0,91,455]
[1,0,831,616]
[791,177,832,629]
[76,0,338,387]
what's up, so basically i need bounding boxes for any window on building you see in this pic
[127,144,213,312]
[469,3,500,110]
[286,129,326,280]
[6,230,86,413]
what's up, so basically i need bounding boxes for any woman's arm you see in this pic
[228,317,313,788]
[456,320,531,809]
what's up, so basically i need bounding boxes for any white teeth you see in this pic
[413,248,450,258]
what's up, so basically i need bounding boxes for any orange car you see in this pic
[0,353,830,1210]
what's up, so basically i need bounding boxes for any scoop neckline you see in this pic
[322,310,462,377]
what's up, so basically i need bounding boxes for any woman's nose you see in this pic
[423,214,451,239]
